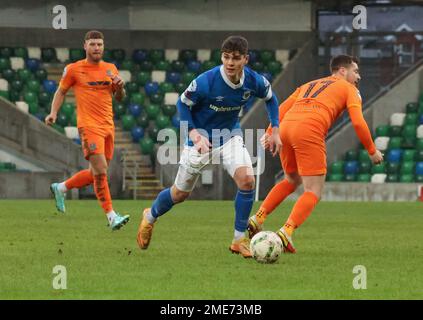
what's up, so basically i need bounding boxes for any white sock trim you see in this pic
[106,211,117,224]
[234,230,245,241]
[146,210,157,224]
[57,182,67,193]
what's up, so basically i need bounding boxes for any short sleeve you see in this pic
[255,74,273,101]
[346,84,362,109]
[180,74,208,107]
[59,64,76,91]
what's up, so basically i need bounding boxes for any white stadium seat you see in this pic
[371,173,387,184]
[275,49,290,65]
[0,79,9,91]
[118,70,131,83]
[164,92,179,105]
[417,125,423,139]
[165,49,179,62]
[15,101,29,114]
[10,57,25,70]
[27,47,41,59]
[374,136,390,151]
[390,113,406,126]
[151,70,166,83]
[197,49,211,62]
[64,126,79,140]
[56,48,69,63]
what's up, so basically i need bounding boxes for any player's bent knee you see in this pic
[286,174,302,188]
[237,175,255,190]
[171,187,190,203]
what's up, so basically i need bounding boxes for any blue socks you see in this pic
[150,187,255,234]
[151,188,174,219]
[234,189,255,233]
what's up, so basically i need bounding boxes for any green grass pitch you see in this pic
[0,199,422,299]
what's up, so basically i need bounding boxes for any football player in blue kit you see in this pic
[137,36,282,258]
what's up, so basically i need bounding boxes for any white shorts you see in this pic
[174,136,253,192]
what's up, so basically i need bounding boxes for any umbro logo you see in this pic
[216,96,224,102]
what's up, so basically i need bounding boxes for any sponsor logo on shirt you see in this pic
[209,104,242,112]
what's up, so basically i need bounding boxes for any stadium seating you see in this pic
[0,162,17,172]
[0,46,289,156]
[327,98,423,183]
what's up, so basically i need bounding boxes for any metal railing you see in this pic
[121,148,140,200]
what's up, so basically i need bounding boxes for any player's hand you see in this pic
[260,133,270,150]
[267,127,282,157]
[369,149,384,165]
[45,112,57,126]
[189,129,211,154]
[110,74,124,89]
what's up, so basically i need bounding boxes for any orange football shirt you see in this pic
[268,75,376,154]
[59,59,118,129]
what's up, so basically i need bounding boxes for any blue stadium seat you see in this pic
[43,79,57,94]
[344,160,359,175]
[166,71,182,85]
[144,81,159,96]
[187,60,201,73]
[129,104,143,118]
[131,126,144,143]
[25,58,40,72]
[387,149,402,163]
[132,49,148,64]
[416,162,423,175]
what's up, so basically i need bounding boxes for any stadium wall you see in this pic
[290,182,421,201]
[0,0,312,31]
[0,28,311,52]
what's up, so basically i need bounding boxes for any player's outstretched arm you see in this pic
[45,88,66,126]
[348,106,383,164]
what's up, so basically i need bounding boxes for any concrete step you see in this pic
[127,185,164,191]
[115,142,141,150]
[124,179,161,186]
[124,172,156,179]
[114,132,131,139]
[124,170,155,177]
[132,192,158,200]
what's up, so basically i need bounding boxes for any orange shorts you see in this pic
[78,126,115,160]
[279,120,327,176]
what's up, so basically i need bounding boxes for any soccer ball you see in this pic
[250,231,283,264]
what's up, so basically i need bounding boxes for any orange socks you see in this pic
[283,191,319,236]
[255,179,297,225]
[93,173,113,213]
[64,169,94,190]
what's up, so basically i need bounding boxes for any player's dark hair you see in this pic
[330,55,359,73]
[221,36,249,55]
[84,30,104,41]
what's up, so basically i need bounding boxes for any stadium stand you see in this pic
[327,97,423,183]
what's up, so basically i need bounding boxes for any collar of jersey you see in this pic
[219,65,244,89]
[84,58,103,66]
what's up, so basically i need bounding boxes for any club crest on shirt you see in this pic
[89,143,97,151]
[242,90,251,100]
